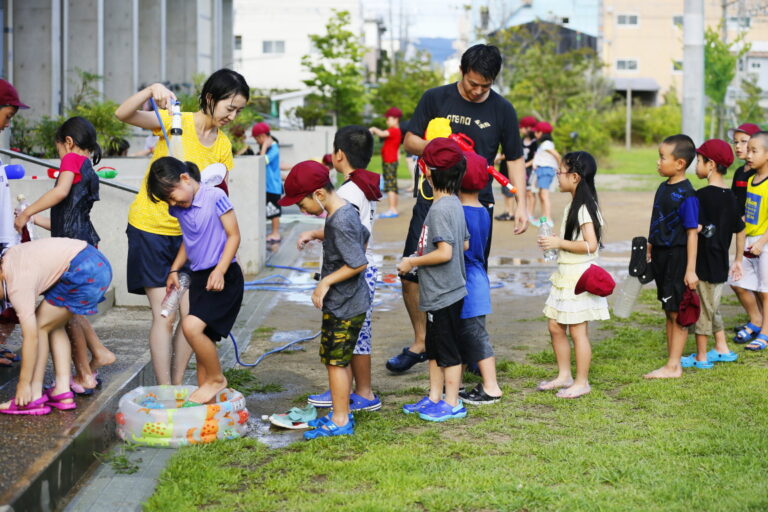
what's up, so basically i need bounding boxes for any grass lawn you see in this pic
[145,291,768,512]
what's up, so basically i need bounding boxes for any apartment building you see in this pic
[602,0,768,104]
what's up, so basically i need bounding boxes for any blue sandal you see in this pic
[733,322,761,344]
[745,333,768,351]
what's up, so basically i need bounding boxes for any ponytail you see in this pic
[55,116,102,165]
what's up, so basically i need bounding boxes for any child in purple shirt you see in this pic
[147,156,243,405]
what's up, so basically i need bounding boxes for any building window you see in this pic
[673,15,683,27]
[751,61,762,69]
[234,35,242,50]
[673,61,683,72]
[728,16,751,29]
[263,40,285,54]
[617,59,638,71]
[617,14,638,26]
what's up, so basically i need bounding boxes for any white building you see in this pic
[233,0,362,90]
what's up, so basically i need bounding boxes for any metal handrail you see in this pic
[0,148,138,194]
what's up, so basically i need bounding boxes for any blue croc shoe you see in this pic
[350,393,382,411]
[418,400,467,422]
[403,396,435,415]
[386,347,427,373]
[307,389,332,407]
[680,354,697,368]
[308,413,354,428]
[303,418,355,440]
[693,359,714,370]
[706,349,738,363]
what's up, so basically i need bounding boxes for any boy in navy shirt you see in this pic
[645,134,700,379]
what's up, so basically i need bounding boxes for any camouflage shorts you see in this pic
[382,161,399,193]
[319,312,366,366]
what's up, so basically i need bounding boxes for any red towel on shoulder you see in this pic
[348,169,382,201]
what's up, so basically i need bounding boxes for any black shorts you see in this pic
[188,262,244,341]
[651,246,687,312]
[401,196,432,283]
[458,315,494,363]
[425,298,465,367]
[126,224,184,295]
[266,192,282,220]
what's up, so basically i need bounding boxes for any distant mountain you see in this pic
[412,37,455,65]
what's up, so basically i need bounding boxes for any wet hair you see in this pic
[199,68,250,116]
[430,158,466,195]
[662,134,696,168]
[333,125,374,169]
[561,151,602,245]
[460,44,502,81]
[698,155,728,175]
[55,116,102,165]
[146,156,201,203]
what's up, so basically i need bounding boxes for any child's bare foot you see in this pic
[556,383,591,399]
[89,347,116,372]
[643,366,682,379]
[536,377,574,391]
[188,376,227,404]
[72,372,98,390]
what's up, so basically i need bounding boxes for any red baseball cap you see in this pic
[385,107,402,118]
[321,153,333,166]
[677,288,701,327]
[461,151,489,191]
[574,265,615,297]
[534,121,553,134]
[278,161,331,206]
[731,123,761,137]
[519,116,537,128]
[0,79,29,109]
[423,138,464,170]
[251,122,270,138]
[697,139,734,168]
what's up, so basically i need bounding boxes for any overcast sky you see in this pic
[361,0,468,39]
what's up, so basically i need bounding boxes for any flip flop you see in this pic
[44,390,77,411]
[0,396,51,415]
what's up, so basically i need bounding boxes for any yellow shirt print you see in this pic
[744,175,768,237]
[127,111,233,235]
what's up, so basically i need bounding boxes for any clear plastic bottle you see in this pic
[168,101,185,160]
[160,272,191,318]
[538,217,558,262]
[15,194,36,242]
[612,276,643,318]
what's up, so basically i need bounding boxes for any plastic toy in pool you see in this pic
[116,385,249,447]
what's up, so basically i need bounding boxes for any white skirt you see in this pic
[543,262,610,325]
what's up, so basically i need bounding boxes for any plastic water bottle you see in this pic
[538,217,558,262]
[14,194,36,242]
[160,272,190,318]
[612,276,643,318]
[168,101,184,160]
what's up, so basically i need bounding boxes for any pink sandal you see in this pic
[0,396,52,415]
[45,390,77,410]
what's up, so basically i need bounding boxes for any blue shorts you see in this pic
[44,245,112,315]
[534,166,556,190]
[126,224,184,294]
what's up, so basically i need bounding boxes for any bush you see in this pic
[603,102,682,145]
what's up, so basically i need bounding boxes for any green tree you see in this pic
[736,77,766,126]
[301,10,366,126]
[490,25,613,156]
[370,50,443,122]
[705,26,750,138]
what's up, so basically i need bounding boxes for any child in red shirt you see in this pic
[370,107,402,218]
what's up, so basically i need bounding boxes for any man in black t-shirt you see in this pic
[386,44,528,373]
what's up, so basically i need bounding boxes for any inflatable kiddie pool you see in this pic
[116,385,249,447]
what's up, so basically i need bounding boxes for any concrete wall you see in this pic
[4,155,266,307]
[104,0,137,101]
[12,0,56,116]
[273,127,336,166]
[138,0,166,85]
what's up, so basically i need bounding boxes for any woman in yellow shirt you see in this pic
[115,69,248,386]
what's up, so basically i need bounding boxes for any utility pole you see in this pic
[683,0,705,146]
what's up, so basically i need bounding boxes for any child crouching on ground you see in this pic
[0,239,112,415]
[397,138,470,421]
[645,134,700,379]
[280,161,370,439]
[147,157,243,405]
[458,151,502,404]
[537,151,608,398]
[682,139,743,368]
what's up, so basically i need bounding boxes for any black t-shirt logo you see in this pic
[474,119,491,129]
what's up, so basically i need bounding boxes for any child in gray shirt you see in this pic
[397,138,470,422]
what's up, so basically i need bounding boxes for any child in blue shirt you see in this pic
[253,122,282,243]
[458,152,502,404]
[645,134,700,379]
